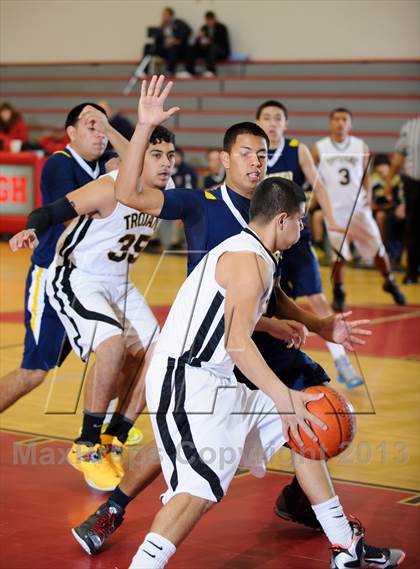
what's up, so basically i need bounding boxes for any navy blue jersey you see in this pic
[31,148,115,268]
[172,161,198,189]
[266,137,305,187]
[160,185,249,274]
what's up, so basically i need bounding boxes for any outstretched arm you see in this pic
[274,284,371,350]
[217,251,326,446]
[9,175,116,252]
[115,75,179,216]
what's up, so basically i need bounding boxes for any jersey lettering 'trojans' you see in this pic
[53,170,160,276]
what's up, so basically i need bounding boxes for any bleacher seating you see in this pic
[1,59,419,167]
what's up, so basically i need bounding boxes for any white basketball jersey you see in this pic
[316,136,368,217]
[155,228,278,377]
[53,170,161,276]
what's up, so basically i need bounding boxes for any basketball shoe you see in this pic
[383,278,406,306]
[335,355,364,389]
[274,483,321,530]
[330,519,405,568]
[72,501,124,555]
[101,434,125,477]
[67,443,121,491]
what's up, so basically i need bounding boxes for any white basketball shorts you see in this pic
[146,354,287,504]
[328,207,385,261]
[46,263,159,361]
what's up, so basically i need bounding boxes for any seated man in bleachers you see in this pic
[143,7,193,77]
[190,11,231,77]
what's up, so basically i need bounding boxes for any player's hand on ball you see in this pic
[9,229,38,252]
[319,311,371,351]
[277,389,327,447]
[138,75,180,127]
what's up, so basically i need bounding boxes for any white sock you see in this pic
[326,342,346,361]
[129,532,176,569]
[312,495,353,547]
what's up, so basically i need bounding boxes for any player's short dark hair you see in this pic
[164,6,174,16]
[223,122,269,153]
[329,107,353,119]
[149,125,175,146]
[256,100,288,120]
[65,103,107,129]
[175,146,184,157]
[250,177,306,223]
[205,11,216,19]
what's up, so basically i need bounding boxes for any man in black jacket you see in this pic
[192,11,231,77]
[144,7,192,76]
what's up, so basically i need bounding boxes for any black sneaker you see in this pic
[402,274,418,285]
[330,519,406,568]
[383,278,406,305]
[332,285,346,312]
[71,501,124,555]
[274,484,321,530]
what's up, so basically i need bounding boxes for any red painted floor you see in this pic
[1,432,418,569]
[2,304,419,359]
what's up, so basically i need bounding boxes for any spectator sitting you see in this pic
[371,153,405,267]
[173,146,198,188]
[38,129,70,155]
[203,148,225,189]
[191,11,231,77]
[0,101,28,152]
[143,7,193,78]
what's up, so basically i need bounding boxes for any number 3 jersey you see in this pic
[315,135,368,222]
[53,170,162,276]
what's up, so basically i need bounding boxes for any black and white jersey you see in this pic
[53,170,161,276]
[154,228,278,377]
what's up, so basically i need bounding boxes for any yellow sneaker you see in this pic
[101,434,125,478]
[67,443,121,491]
[125,426,144,446]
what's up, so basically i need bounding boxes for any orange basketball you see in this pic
[288,385,356,460]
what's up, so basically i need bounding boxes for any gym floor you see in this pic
[1,244,419,568]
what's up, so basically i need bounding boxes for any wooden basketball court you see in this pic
[1,243,419,567]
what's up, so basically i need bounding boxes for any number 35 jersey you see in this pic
[315,136,368,218]
[53,171,161,276]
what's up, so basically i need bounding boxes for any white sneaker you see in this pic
[201,71,215,78]
[175,70,193,79]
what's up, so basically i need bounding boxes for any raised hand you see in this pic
[78,105,109,135]
[9,229,38,252]
[276,389,327,447]
[319,311,371,351]
[137,75,180,127]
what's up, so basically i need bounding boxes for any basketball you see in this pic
[288,386,357,460]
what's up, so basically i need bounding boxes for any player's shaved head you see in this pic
[250,177,306,223]
[256,100,288,120]
[223,122,269,153]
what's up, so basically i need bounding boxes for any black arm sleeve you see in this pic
[25,197,78,236]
